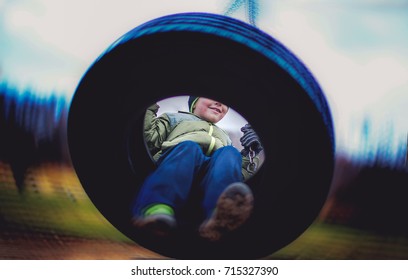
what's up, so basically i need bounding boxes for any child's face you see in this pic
[193,98,228,123]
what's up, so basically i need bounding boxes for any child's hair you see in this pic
[188,96,199,113]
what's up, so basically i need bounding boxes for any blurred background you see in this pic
[0,0,408,259]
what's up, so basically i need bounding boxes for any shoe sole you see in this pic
[199,182,254,241]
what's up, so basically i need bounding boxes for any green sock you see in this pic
[143,204,174,217]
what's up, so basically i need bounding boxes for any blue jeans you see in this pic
[132,141,243,221]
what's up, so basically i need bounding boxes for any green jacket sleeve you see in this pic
[144,104,171,156]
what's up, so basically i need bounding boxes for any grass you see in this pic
[269,222,408,259]
[0,162,132,242]
[2,161,408,259]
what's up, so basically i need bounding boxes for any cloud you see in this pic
[0,0,220,94]
[3,0,219,62]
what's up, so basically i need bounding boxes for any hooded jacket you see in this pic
[144,104,258,180]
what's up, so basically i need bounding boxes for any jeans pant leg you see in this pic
[131,141,206,217]
[199,146,243,219]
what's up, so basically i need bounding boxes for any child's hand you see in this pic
[147,103,160,114]
[240,124,263,156]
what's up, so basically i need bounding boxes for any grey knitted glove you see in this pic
[240,124,263,157]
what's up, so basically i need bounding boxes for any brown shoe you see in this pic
[199,182,254,241]
[132,214,177,238]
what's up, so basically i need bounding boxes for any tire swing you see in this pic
[68,12,335,259]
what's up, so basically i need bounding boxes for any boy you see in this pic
[131,96,263,241]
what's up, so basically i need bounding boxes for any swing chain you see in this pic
[247,146,257,173]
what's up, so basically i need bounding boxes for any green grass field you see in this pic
[269,222,408,259]
[0,162,129,242]
[1,161,408,259]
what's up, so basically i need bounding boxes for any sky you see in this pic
[0,0,407,163]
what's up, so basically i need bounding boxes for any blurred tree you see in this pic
[0,82,69,192]
[405,133,408,170]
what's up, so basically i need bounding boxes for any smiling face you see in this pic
[192,97,228,123]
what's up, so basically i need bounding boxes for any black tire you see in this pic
[68,12,335,259]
